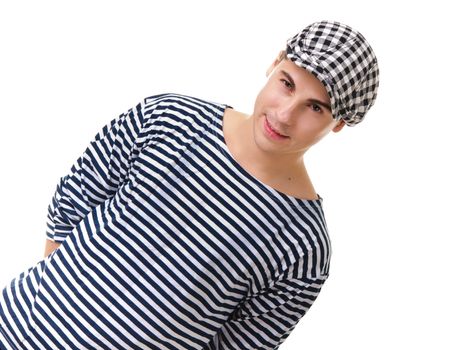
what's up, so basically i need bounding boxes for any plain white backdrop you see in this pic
[0,0,465,349]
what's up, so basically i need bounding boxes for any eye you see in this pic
[280,79,292,89]
[310,103,322,113]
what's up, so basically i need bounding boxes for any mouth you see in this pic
[264,116,289,140]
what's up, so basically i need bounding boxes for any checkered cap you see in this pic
[286,20,379,126]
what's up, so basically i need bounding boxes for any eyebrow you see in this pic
[280,70,332,112]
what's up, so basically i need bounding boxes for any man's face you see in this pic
[251,55,344,161]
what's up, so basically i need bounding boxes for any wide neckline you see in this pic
[212,103,323,209]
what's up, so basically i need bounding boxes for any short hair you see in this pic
[278,50,287,62]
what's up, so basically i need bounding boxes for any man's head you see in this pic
[250,21,378,161]
[251,52,344,159]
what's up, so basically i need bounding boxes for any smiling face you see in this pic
[251,52,345,162]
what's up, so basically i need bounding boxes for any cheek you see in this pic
[266,82,283,100]
[255,83,281,106]
[298,122,331,142]
[253,91,266,115]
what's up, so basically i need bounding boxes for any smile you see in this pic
[264,117,289,140]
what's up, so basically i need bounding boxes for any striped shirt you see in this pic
[0,93,331,349]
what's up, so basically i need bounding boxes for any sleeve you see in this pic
[45,97,156,242]
[211,276,328,350]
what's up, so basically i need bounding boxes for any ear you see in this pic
[266,50,285,77]
[332,120,345,133]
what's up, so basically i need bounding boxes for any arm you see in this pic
[45,98,151,243]
[211,276,327,349]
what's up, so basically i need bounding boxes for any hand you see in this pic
[44,239,61,258]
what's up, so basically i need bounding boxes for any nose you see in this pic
[276,98,299,125]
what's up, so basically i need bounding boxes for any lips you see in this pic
[264,117,288,139]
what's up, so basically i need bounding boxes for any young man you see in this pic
[0,20,379,349]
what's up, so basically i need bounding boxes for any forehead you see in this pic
[277,59,330,104]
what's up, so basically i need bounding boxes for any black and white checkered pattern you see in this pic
[286,20,379,126]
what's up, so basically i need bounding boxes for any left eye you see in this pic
[310,104,322,112]
[281,79,292,89]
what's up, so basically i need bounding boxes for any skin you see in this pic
[223,51,345,200]
[44,239,61,257]
[44,51,346,257]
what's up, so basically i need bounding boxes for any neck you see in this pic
[227,111,307,180]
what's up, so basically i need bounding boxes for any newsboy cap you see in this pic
[286,20,379,126]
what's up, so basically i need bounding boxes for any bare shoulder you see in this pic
[224,108,248,126]
[283,179,319,201]
[299,185,319,201]
[223,108,249,145]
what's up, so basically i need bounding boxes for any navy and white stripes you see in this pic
[0,93,331,349]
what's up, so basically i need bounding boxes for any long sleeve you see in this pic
[45,99,149,242]
[1,94,333,349]
[210,275,328,350]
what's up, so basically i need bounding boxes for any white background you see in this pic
[0,0,465,349]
